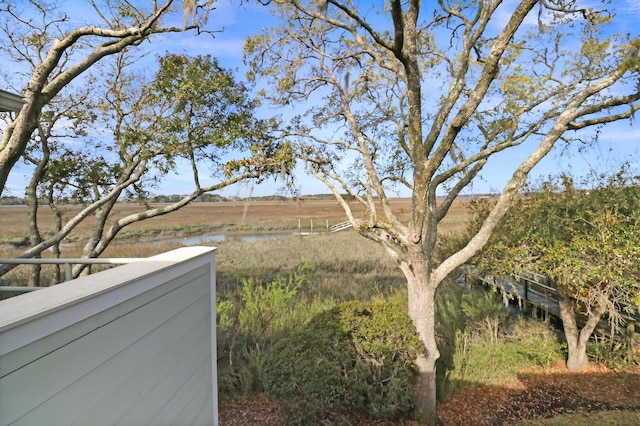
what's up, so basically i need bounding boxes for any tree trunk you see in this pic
[405,248,439,426]
[557,287,595,371]
[566,337,589,371]
[0,108,39,194]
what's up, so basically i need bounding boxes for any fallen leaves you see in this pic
[219,364,640,425]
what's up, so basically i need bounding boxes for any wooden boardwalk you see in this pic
[330,220,353,232]
[478,272,560,319]
[470,269,639,353]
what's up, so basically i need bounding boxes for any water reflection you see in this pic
[180,232,293,245]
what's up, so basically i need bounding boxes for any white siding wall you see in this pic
[0,246,217,426]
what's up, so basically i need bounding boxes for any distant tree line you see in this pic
[0,193,360,205]
[0,196,25,205]
[0,194,230,205]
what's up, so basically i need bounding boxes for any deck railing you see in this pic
[0,257,145,293]
[0,247,218,425]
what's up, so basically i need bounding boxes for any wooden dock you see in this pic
[470,269,639,356]
[330,220,353,232]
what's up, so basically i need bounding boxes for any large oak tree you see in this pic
[246,1,640,423]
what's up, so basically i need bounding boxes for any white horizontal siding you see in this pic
[0,246,217,426]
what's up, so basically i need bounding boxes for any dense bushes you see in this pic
[218,268,568,423]
[216,269,319,398]
[259,298,423,424]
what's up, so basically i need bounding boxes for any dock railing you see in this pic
[465,266,638,357]
[330,220,353,232]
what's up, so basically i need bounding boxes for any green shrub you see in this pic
[586,339,636,370]
[506,320,565,367]
[238,268,305,343]
[436,281,564,400]
[440,319,564,399]
[216,269,307,400]
[216,297,236,334]
[259,317,353,424]
[461,289,512,342]
[259,297,423,424]
[463,320,561,376]
[436,283,513,397]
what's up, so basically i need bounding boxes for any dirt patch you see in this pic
[219,364,640,425]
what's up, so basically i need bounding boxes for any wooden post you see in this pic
[65,263,73,281]
[522,277,529,315]
[626,322,636,362]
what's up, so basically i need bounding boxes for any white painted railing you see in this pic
[330,220,353,232]
[0,257,145,292]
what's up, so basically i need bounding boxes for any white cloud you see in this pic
[625,0,640,15]
[172,36,246,59]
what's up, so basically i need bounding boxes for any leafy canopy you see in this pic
[473,166,640,318]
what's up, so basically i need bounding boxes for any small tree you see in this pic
[69,52,289,274]
[0,51,292,280]
[473,167,640,370]
[21,87,97,284]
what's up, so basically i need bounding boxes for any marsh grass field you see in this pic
[0,197,470,238]
[0,197,471,254]
[0,197,470,289]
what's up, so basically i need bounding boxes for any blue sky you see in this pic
[3,0,640,198]
[170,0,640,197]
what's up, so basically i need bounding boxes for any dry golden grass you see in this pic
[0,198,471,243]
[0,198,471,288]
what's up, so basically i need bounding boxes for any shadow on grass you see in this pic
[437,367,640,426]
